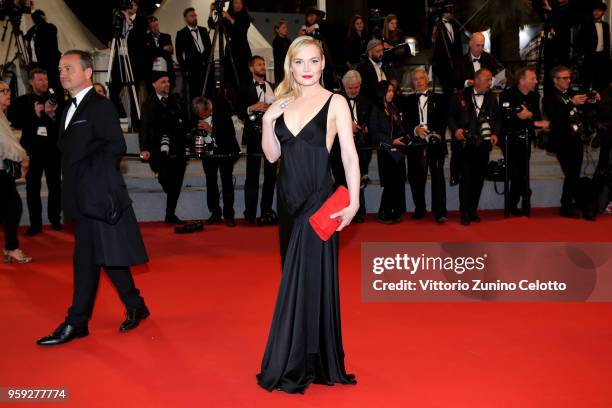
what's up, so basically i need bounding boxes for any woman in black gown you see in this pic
[272,20,291,85]
[257,36,361,394]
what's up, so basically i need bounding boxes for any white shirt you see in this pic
[472,91,484,116]
[30,36,38,63]
[443,20,454,43]
[414,92,429,136]
[65,86,93,129]
[188,25,205,54]
[465,54,482,87]
[254,81,275,104]
[348,98,358,123]
[595,21,604,53]
[369,58,387,82]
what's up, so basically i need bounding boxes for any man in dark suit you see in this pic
[357,40,388,104]
[578,2,611,91]
[401,68,448,223]
[448,68,500,225]
[25,10,61,91]
[8,68,62,236]
[543,65,595,220]
[431,11,463,94]
[144,16,175,87]
[236,56,277,225]
[336,69,372,223]
[176,7,212,103]
[454,32,500,90]
[139,71,188,224]
[191,95,240,226]
[37,50,149,346]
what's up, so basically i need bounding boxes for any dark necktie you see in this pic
[473,58,480,63]
[160,96,168,106]
[416,93,428,98]
[70,97,77,108]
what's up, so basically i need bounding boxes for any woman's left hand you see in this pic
[330,204,359,232]
[21,159,29,178]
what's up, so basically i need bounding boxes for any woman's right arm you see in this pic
[262,97,293,163]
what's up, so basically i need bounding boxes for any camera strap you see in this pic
[418,95,429,126]
[472,93,484,117]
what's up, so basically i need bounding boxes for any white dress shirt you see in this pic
[595,21,604,53]
[443,20,454,43]
[188,25,205,54]
[65,86,93,129]
[369,58,387,81]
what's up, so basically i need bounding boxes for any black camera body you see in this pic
[248,111,264,134]
[112,0,133,36]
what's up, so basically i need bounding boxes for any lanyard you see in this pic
[472,94,484,116]
[418,96,428,125]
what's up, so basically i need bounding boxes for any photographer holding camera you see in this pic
[401,68,448,223]
[25,9,61,91]
[448,68,500,226]
[8,68,62,236]
[236,55,277,226]
[499,67,550,217]
[191,96,240,227]
[139,71,188,225]
[543,66,598,220]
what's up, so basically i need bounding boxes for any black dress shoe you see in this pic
[225,218,236,227]
[560,207,580,219]
[509,207,523,217]
[469,212,481,222]
[207,213,222,225]
[411,210,426,220]
[460,213,471,226]
[165,215,186,225]
[583,211,597,221]
[119,307,150,332]
[51,222,64,231]
[36,323,89,346]
[25,226,42,237]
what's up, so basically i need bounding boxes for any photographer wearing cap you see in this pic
[448,68,500,226]
[8,67,63,236]
[139,71,188,225]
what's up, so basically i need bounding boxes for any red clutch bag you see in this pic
[309,186,350,241]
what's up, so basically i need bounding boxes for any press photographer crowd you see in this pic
[1,0,612,264]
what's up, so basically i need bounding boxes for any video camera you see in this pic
[112,0,134,37]
[0,0,31,23]
[430,0,456,18]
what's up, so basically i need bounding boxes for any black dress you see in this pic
[256,94,356,393]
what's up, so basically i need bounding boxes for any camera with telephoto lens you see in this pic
[248,111,264,134]
[430,0,456,18]
[0,0,31,24]
[187,129,217,158]
[160,135,170,155]
[112,0,133,36]
[478,112,492,141]
[37,88,59,106]
[501,101,531,140]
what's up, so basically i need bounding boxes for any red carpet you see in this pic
[1,209,612,407]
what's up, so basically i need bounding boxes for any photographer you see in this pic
[208,0,253,86]
[191,96,240,227]
[543,66,597,220]
[336,69,372,223]
[401,68,448,223]
[144,16,175,87]
[577,2,610,92]
[431,4,463,94]
[454,32,500,90]
[176,8,212,101]
[236,56,277,226]
[8,68,62,236]
[448,68,500,226]
[357,40,388,104]
[499,67,550,216]
[25,10,61,90]
[139,71,188,225]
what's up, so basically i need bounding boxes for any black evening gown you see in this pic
[256,94,356,393]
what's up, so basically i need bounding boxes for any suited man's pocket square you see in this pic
[73,119,88,125]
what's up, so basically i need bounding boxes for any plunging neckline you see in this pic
[279,94,333,138]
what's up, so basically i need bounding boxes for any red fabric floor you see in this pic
[1,209,611,407]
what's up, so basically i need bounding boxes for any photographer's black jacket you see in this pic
[190,99,240,156]
[143,32,175,82]
[236,79,274,148]
[453,51,499,90]
[139,93,187,158]
[499,86,542,143]
[8,93,61,156]
[447,86,500,143]
[542,88,582,146]
[400,91,448,156]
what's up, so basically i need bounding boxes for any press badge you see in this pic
[37,126,48,137]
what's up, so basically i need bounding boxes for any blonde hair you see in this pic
[275,36,324,100]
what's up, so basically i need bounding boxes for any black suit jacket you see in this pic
[236,79,274,148]
[578,20,611,57]
[356,59,387,103]
[175,26,212,73]
[401,92,448,156]
[340,92,372,143]
[447,86,500,144]
[454,51,498,89]
[57,88,147,265]
[542,88,583,149]
[144,32,175,80]
[25,22,61,70]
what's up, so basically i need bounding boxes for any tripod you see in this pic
[0,16,30,90]
[429,15,455,92]
[106,24,140,128]
[203,7,240,98]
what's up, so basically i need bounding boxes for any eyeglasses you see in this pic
[556,76,571,80]
[0,88,11,94]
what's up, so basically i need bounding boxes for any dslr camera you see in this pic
[248,111,264,134]
[187,129,217,158]
[478,112,493,141]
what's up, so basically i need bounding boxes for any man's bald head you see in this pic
[469,32,485,58]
